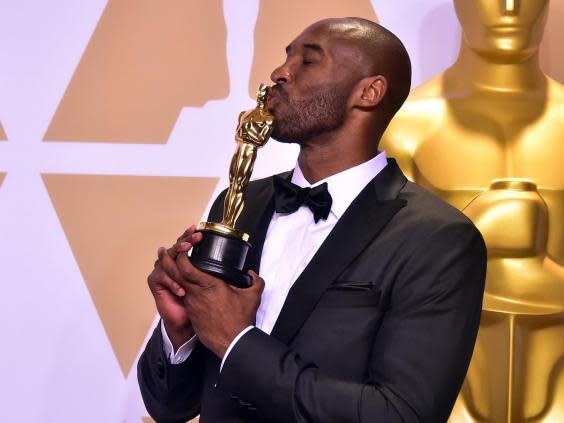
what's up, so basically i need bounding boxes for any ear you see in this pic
[354,75,387,108]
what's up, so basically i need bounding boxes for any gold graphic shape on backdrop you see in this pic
[540,0,564,84]
[42,174,218,376]
[44,0,228,144]
[249,0,378,98]
[0,123,6,140]
[0,173,5,187]
[381,0,564,421]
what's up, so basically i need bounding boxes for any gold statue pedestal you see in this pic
[190,84,275,288]
[191,222,252,288]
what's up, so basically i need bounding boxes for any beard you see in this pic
[271,83,352,144]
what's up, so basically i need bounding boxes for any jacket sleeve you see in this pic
[137,325,205,423]
[217,222,487,423]
[137,189,228,423]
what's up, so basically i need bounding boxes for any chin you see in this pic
[471,36,538,63]
[271,131,301,145]
[271,117,304,145]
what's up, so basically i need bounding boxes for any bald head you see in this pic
[308,17,412,123]
[269,18,411,146]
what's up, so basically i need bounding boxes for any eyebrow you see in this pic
[285,43,325,56]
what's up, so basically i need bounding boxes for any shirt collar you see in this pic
[291,151,388,219]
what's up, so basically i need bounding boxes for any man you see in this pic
[138,17,486,423]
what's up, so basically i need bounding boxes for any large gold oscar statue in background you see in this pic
[382,0,564,421]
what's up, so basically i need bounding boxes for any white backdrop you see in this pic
[0,1,562,422]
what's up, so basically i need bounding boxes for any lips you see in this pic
[267,93,278,110]
[490,25,523,33]
[267,85,286,111]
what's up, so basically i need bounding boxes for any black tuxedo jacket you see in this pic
[138,159,486,423]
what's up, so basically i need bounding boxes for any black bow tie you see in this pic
[273,175,333,223]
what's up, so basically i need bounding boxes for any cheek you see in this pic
[455,0,485,29]
[291,72,331,98]
[520,2,549,37]
[457,4,494,46]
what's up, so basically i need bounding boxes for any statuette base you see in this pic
[190,228,252,288]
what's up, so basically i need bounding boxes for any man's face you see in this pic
[267,23,360,144]
[454,0,549,62]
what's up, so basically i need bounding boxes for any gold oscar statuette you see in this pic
[190,84,275,287]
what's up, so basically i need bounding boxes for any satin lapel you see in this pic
[270,160,408,344]
[236,176,277,274]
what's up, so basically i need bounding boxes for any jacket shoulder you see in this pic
[395,181,483,242]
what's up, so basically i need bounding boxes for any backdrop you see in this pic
[0,1,562,422]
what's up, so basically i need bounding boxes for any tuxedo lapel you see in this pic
[237,175,280,274]
[270,159,408,344]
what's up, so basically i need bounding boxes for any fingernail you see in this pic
[158,247,165,255]
[177,288,186,296]
[179,242,190,249]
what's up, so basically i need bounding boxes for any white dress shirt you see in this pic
[162,151,388,367]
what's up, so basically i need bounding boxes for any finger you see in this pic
[166,245,179,260]
[158,247,188,288]
[176,232,203,253]
[166,225,200,259]
[147,264,186,297]
[248,270,265,294]
[176,252,217,287]
[176,225,204,245]
[176,225,197,243]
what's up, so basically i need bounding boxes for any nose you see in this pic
[270,62,293,85]
[503,0,519,16]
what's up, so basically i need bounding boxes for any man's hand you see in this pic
[147,225,202,349]
[175,252,265,359]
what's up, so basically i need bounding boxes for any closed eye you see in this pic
[303,59,317,65]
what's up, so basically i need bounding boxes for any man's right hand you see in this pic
[147,225,202,350]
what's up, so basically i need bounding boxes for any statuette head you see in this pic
[454,0,549,61]
[257,83,271,107]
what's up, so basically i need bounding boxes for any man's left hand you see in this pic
[174,249,265,359]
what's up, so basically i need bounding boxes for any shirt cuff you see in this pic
[160,319,198,365]
[220,326,254,372]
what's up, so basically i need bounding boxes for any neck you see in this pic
[296,125,381,184]
[444,43,547,98]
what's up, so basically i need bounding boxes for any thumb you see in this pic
[248,270,265,294]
